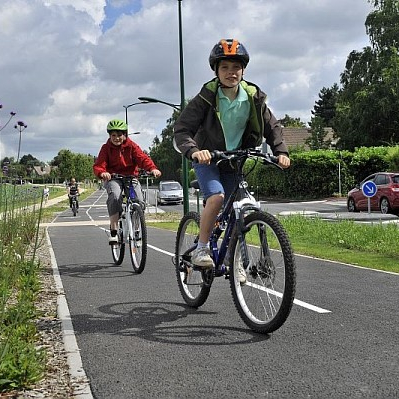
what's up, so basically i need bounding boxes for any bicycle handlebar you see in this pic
[192,149,282,169]
[111,172,153,180]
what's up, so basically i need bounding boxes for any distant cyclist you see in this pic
[67,178,80,210]
[93,119,162,244]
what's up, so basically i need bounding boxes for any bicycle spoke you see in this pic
[230,212,296,334]
[175,212,211,307]
[128,205,147,274]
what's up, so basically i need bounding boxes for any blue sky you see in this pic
[101,0,142,32]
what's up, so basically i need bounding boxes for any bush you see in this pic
[245,146,394,200]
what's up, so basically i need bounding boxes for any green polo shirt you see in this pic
[218,84,250,150]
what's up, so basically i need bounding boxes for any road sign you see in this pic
[361,181,377,198]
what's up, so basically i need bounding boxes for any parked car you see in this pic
[347,172,399,214]
[157,180,183,205]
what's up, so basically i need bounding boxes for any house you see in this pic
[282,127,335,149]
[33,165,52,176]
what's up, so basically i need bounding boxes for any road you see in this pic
[47,190,399,399]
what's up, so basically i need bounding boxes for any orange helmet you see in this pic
[209,39,250,71]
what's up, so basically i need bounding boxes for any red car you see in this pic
[347,172,399,214]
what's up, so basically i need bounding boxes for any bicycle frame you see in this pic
[70,195,79,216]
[110,174,148,273]
[116,176,141,243]
[205,150,271,276]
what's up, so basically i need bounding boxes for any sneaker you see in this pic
[191,247,213,268]
[236,264,247,285]
[109,235,118,245]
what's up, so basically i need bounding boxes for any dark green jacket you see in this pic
[174,78,289,160]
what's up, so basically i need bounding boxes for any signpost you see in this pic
[361,180,377,214]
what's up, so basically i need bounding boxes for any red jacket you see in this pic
[93,137,157,177]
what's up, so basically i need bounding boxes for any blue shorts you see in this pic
[193,162,237,201]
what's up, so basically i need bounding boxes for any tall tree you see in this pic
[305,116,332,150]
[50,149,95,181]
[312,84,339,127]
[19,154,40,166]
[334,0,399,150]
[149,110,183,182]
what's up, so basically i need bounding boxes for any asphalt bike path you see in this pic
[46,191,399,398]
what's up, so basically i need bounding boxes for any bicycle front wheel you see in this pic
[174,212,211,308]
[111,221,125,265]
[229,211,296,334]
[128,204,147,274]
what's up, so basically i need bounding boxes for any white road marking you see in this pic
[147,245,331,314]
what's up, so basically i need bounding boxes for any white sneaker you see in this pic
[109,235,118,245]
[237,264,247,285]
[191,247,213,268]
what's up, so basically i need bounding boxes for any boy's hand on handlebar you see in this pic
[100,172,112,181]
[151,169,162,178]
[278,154,290,169]
[192,150,212,164]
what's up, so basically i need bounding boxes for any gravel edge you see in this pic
[13,230,92,399]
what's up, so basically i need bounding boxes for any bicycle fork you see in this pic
[233,201,261,270]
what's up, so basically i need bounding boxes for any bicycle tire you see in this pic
[111,221,125,265]
[128,204,147,274]
[72,201,77,217]
[174,212,211,308]
[229,211,296,334]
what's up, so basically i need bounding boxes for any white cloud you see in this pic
[0,0,372,163]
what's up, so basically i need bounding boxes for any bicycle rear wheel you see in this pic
[111,222,125,265]
[128,204,147,273]
[229,211,296,334]
[174,212,211,308]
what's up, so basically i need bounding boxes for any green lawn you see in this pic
[147,214,399,273]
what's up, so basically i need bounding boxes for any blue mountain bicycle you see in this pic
[110,175,147,274]
[174,149,296,334]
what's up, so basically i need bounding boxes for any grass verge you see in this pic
[147,214,399,273]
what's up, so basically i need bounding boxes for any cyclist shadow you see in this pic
[58,262,139,279]
[71,301,271,345]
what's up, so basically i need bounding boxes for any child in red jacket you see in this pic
[93,119,161,244]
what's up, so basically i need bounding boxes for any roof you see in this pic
[282,127,335,149]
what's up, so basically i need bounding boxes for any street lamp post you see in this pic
[136,0,190,214]
[138,96,191,214]
[137,97,180,111]
[122,101,149,129]
[177,0,189,215]
[14,121,27,163]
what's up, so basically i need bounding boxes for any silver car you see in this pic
[157,181,183,205]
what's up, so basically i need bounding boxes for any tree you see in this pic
[312,84,339,127]
[333,0,399,150]
[279,114,307,128]
[149,110,183,182]
[19,154,40,166]
[305,116,332,150]
[50,149,95,181]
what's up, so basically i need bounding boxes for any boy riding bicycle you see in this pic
[93,119,161,244]
[67,178,80,210]
[174,38,290,281]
